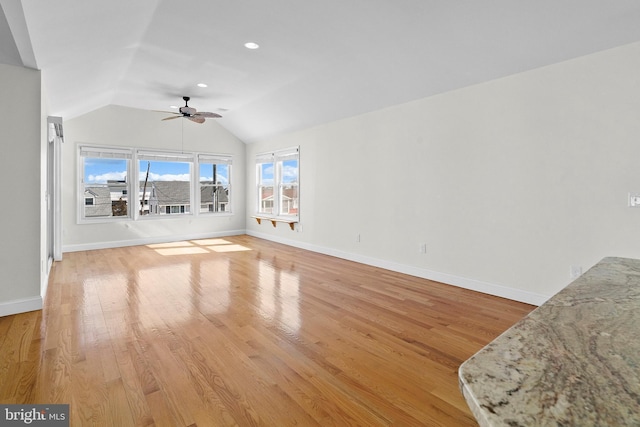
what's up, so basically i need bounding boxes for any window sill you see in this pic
[252,215,298,231]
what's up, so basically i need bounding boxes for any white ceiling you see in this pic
[3,1,640,142]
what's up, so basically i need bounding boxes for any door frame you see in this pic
[47,116,63,263]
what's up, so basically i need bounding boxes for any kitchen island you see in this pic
[459,257,640,426]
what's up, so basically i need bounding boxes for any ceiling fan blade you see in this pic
[161,115,183,121]
[194,112,222,118]
[188,116,206,124]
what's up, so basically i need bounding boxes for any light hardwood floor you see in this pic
[0,235,534,426]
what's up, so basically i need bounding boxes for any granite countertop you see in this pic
[459,257,640,427]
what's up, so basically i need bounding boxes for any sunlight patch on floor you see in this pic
[155,247,209,256]
[148,239,252,255]
[191,238,231,246]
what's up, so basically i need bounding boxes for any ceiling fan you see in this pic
[160,96,222,124]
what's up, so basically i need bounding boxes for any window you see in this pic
[256,153,274,214]
[79,145,232,223]
[256,147,299,218]
[79,146,132,220]
[138,151,193,216]
[198,154,232,213]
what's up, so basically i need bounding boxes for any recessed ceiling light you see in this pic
[197,83,208,88]
[170,105,178,109]
[244,42,260,50]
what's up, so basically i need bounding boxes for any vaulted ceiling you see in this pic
[3,1,640,142]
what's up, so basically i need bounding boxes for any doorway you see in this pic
[47,116,63,266]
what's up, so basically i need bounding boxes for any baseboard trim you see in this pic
[62,228,548,306]
[247,231,548,306]
[0,296,43,317]
[63,229,247,253]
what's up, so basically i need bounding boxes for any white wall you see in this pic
[0,63,43,316]
[246,42,640,305]
[62,105,246,251]
[40,74,51,299]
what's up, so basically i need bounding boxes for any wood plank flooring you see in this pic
[0,235,534,426]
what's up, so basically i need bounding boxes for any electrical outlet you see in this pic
[629,193,640,207]
[419,243,427,254]
[356,233,361,243]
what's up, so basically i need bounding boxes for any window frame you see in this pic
[78,145,133,223]
[136,150,195,220]
[77,144,234,224]
[255,146,299,220]
[196,154,233,215]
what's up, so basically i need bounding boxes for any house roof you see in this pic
[144,181,229,206]
[84,187,113,217]
[3,2,640,142]
[149,181,190,206]
[260,187,296,202]
[200,182,229,204]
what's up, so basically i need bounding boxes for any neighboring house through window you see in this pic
[138,151,193,216]
[256,147,299,218]
[79,146,132,221]
[79,145,233,222]
[198,154,232,214]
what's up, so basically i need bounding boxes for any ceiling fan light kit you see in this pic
[160,96,222,124]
